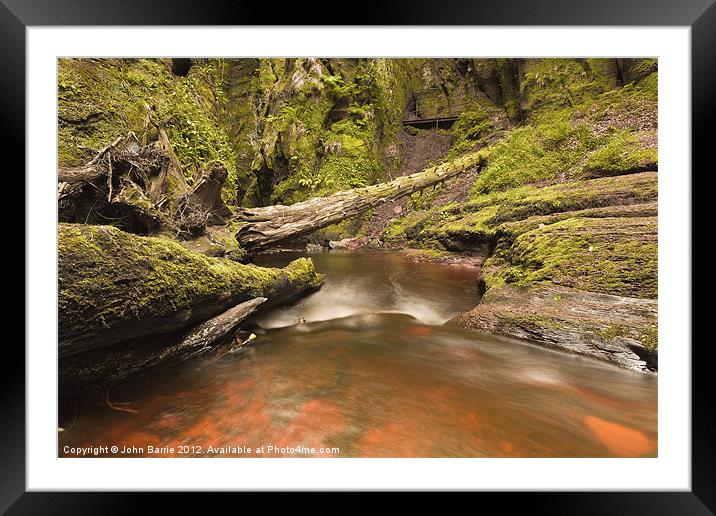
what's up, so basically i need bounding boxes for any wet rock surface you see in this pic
[449,286,657,373]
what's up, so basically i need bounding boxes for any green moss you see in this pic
[520,58,615,115]
[312,211,372,242]
[500,202,658,237]
[471,123,577,193]
[58,223,323,345]
[387,171,657,253]
[490,217,657,298]
[639,324,659,351]
[638,72,658,99]
[584,129,657,175]
[592,323,632,340]
[629,59,658,83]
[249,58,411,205]
[445,171,654,228]
[590,321,658,352]
[416,204,501,251]
[466,66,657,194]
[58,58,241,203]
[404,248,449,259]
[390,170,657,301]
[408,187,439,211]
[449,107,499,157]
[184,225,250,262]
[382,213,422,242]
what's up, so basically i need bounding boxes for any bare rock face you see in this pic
[329,237,369,250]
[448,286,657,373]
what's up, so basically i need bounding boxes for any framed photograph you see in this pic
[9,0,710,511]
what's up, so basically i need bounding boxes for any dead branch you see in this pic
[235,152,485,252]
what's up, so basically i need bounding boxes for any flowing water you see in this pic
[59,250,657,458]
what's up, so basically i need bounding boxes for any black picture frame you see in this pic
[6,0,710,512]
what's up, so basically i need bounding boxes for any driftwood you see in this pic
[172,162,233,236]
[58,132,228,237]
[188,162,232,217]
[235,152,485,252]
[177,297,266,350]
[58,133,173,233]
[60,298,267,394]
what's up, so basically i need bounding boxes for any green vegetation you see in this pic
[384,171,657,299]
[59,58,657,211]
[408,187,439,211]
[583,129,657,176]
[449,106,500,157]
[59,57,658,302]
[487,217,657,298]
[59,59,241,203]
[590,322,658,352]
[247,58,408,206]
[519,58,617,115]
[468,75,657,193]
[386,172,657,244]
[57,57,661,374]
[383,210,431,244]
[58,223,323,346]
[471,122,576,193]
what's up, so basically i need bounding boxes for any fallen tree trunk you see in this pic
[59,223,324,357]
[59,297,267,394]
[235,151,485,252]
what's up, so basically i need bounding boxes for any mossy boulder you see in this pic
[58,223,323,356]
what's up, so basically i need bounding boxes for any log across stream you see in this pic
[59,250,657,458]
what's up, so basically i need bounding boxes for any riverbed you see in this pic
[59,250,657,458]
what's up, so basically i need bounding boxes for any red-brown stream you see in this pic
[59,250,657,458]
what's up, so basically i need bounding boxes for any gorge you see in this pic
[57,57,658,457]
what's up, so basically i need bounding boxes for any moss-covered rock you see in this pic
[57,58,661,373]
[386,172,657,250]
[486,216,657,298]
[467,74,657,194]
[246,58,409,206]
[58,223,323,355]
[448,285,658,372]
[58,57,657,211]
[518,58,618,116]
